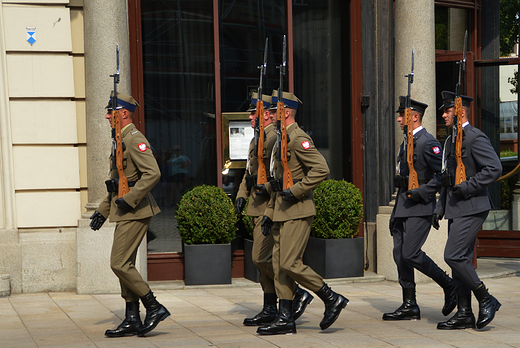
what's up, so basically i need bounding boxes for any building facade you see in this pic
[0,0,517,294]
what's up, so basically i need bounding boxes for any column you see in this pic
[78,0,145,294]
[377,0,449,282]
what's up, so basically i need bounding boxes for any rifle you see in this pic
[276,35,293,190]
[404,47,419,193]
[110,44,129,197]
[254,38,269,187]
[453,30,468,185]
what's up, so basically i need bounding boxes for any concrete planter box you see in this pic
[303,236,364,279]
[243,238,260,283]
[183,243,232,285]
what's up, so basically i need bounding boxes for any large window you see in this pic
[142,0,216,253]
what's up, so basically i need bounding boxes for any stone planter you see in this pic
[303,236,364,279]
[243,238,260,283]
[183,243,232,285]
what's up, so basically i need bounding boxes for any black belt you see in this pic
[105,178,137,193]
[245,174,274,191]
[269,178,302,192]
[441,172,470,187]
[394,175,432,189]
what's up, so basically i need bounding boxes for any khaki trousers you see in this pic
[272,216,324,299]
[110,217,151,301]
[251,216,275,294]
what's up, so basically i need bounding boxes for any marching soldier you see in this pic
[235,93,313,327]
[433,91,502,330]
[90,92,170,337]
[257,91,348,335]
[385,97,456,321]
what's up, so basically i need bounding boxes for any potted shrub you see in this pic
[176,185,237,285]
[303,179,364,278]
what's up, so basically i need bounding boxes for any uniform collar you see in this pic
[122,123,136,137]
[412,126,423,136]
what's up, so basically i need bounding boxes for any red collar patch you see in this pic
[301,141,310,149]
[432,146,440,154]
[138,143,147,152]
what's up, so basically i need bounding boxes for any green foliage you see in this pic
[500,149,518,158]
[501,175,518,210]
[435,6,448,50]
[176,185,237,245]
[311,179,363,239]
[500,0,520,57]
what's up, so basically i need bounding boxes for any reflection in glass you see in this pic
[141,0,215,253]
[219,0,286,201]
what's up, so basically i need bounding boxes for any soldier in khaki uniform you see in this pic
[90,92,170,338]
[235,94,313,327]
[257,91,348,335]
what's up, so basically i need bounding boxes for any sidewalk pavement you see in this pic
[1,257,520,348]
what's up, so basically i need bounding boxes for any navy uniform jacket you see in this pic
[434,124,502,219]
[392,128,443,218]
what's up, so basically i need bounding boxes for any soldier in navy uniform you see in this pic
[433,91,502,330]
[384,97,456,322]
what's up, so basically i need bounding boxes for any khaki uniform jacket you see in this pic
[236,123,277,217]
[98,123,161,222]
[266,122,329,222]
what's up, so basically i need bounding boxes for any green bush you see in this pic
[311,179,363,239]
[176,185,238,244]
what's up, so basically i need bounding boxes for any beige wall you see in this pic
[0,0,86,294]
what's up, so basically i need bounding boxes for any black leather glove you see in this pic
[431,213,442,230]
[234,197,246,217]
[254,184,269,197]
[90,211,106,231]
[261,216,274,236]
[389,217,396,233]
[115,197,132,212]
[406,188,422,202]
[281,188,297,202]
[452,185,464,199]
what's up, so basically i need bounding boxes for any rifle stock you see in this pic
[405,108,419,191]
[255,38,268,187]
[278,100,293,190]
[256,100,268,185]
[454,30,468,186]
[277,35,293,190]
[454,97,466,185]
[404,47,418,194]
[110,44,129,198]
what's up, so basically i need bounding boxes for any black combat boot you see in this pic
[137,291,171,336]
[243,293,278,326]
[437,293,475,330]
[257,299,296,335]
[293,285,314,320]
[315,283,349,330]
[473,282,501,329]
[435,272,457,316]
[382,287,420,320]
[105,301,143,337]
